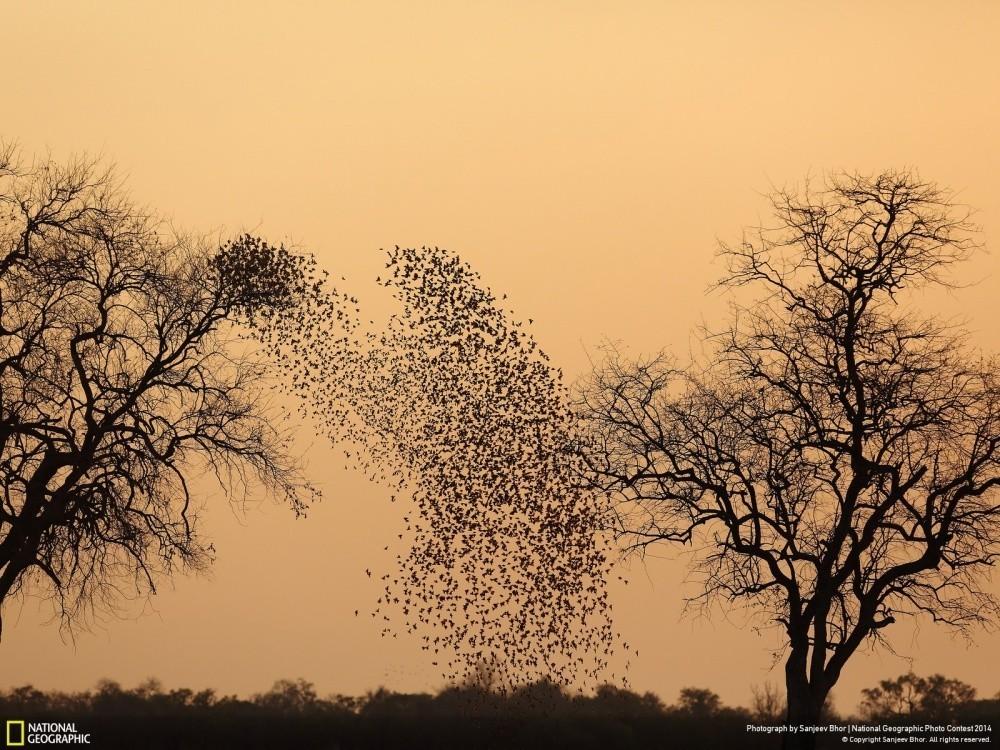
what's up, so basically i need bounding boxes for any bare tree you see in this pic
[0,146,340,633]
[578,171,999,747]
[750,681,785,723]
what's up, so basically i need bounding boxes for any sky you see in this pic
[2,1,1000,712]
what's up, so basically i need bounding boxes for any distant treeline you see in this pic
[2,675,997,749]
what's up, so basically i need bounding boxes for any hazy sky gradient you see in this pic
[3,1,999,711]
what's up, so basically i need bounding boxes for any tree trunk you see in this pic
[782,652,828,750]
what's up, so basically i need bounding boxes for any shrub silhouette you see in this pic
[0,674,996,749]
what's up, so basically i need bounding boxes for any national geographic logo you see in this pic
[5,721,23,747]
[4,721,90,745]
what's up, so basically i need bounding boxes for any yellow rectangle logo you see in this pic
[5,720,25,747]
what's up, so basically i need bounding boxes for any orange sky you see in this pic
[3,1,1000,712]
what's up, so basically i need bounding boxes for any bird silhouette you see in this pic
[241,243,617,691]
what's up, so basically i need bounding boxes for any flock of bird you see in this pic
[233,242,619,690]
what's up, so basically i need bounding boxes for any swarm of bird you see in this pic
[239,243,616,690]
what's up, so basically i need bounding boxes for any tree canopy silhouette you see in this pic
[4,671,998,749]
[266,245,615,689]
[860,672,976,722]
[0,146,342,633]
[577,171,1000,747]
[0,675,764,750]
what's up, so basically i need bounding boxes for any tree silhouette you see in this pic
[577,171,999,747]
[860,672,976,722]
[0,146,342,633]
[750,681,785,723]
[675,687,722,717]
[2,672,994,748]
[253,679,326,714]
[267,246,614,689]
[0,675,772,750]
